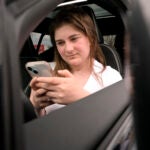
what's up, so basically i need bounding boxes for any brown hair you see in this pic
[50,5,106,75]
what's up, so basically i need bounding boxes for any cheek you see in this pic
[78,39,90,53]
[57,46,64,56]
[81,37,90,46]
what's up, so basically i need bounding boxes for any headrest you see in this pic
[81,6,104,44]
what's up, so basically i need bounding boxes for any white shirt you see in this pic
[45,60,122,114]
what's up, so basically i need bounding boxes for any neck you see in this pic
[71,59,93,76]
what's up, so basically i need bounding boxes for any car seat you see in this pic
[82,6,123,76]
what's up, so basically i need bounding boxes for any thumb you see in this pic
[57,69,73,78]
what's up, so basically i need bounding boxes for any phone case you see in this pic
[25,61,53,77]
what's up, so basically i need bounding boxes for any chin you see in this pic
[67,58,80,64]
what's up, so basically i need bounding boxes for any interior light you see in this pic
[57,0,88,7]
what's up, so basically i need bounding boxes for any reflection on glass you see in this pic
[107,113,137,150]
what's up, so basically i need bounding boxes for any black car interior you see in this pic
[19,4,125,123]
[2,0,142,150]
[19,4,130,148]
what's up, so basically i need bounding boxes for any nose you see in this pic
[64,41,73,53]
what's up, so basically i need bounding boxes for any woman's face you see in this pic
[55,24,91,69]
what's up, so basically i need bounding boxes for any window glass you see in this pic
[30,32,52,54]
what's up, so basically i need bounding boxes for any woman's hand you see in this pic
[30,77,54,110]
[35,70,90,105]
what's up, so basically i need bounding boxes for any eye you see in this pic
[56,41,64,46]
[71,37,77,41]
[70,36,79,42]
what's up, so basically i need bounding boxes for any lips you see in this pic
[66,54,77,59]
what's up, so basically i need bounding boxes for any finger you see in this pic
[36,88,47,96]
[50,98,62,104]
[36,77,63,85]
[46,90,58,99]
[34,95,48,102]
[30,77,38,87]
[46,91,64,104]
[35,82,56,91]
[57,69,73,78]
[34,95,53,108]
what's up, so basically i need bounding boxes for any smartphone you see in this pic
[25,61,53,77]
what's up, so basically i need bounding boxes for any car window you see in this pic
[19,0,125,122]
[20,1,124,95]
[30,32,52,54]
[87,3,113,18]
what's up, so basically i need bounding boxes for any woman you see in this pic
[30,5,122,116]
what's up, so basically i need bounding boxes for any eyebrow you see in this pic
[55,33,81,42]
[55,39,63,43]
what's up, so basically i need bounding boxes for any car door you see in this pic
[0,0,136,150]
